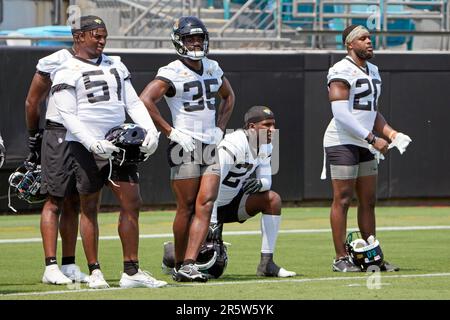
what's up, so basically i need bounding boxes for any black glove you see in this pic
[27,130,43,166]
[242,178,263,195]
[0,141,5,168]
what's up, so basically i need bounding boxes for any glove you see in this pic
[168,128,195,152]
[368,144,385,164]
[212,127,224,146]
[242,178,263,194]
[388,132,412,155]
[26,130,43,165]
[0,140,5,168]
[139,131,160,157]
[89,140,120,159]
[28,130,43,153]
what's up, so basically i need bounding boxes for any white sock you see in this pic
[260,214,281,254]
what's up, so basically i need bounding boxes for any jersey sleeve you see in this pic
[218,132,246,164]
[51,66,78,92]
[36,50,67,77]
[327,62,357,87]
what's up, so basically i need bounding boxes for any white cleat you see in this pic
[61,264,90,283]
[119,269,168,288]
[88,269,110,289]
[277,268,296,278]
[42,264,73,285]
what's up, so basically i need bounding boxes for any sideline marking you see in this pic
[2,272,450,297]
[1,225,450,244]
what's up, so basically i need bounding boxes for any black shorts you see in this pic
[325,144,375,165]
[216,190,247,224]
[41,122,77,198]
[69,142,139,195]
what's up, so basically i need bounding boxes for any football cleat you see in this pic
[88,269,110,289]
[42,264,73,285]
[332,256,362,272]
[380,260,400,272]
[119,269,167,288]
[277,268,297,278]
[173,263,208,282]
[61,264,90,283]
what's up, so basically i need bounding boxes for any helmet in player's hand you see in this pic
[171,16,209,60]
[105,123,148,165]
[8,163,46,205]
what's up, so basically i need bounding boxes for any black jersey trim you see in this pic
[345,57,369,75]
[155,76,176,97]
[328,78,351,87]
[36,70,50,78]
[74,54,103,66]
[179,58,204,76]
[50,83,75,95]
[218,146,237,162]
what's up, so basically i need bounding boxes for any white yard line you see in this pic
[1,225,450,244]
[2,272,450,297]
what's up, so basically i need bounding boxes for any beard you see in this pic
[355,48,373,60]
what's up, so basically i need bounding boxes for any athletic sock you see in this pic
[88,262,101,274]
[45,257,57,266]
[124,260,139,276]
[61,256,75,266]
[261,214,281,253]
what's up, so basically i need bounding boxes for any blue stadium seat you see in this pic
[14,26,72,47]
[327,2,415,50]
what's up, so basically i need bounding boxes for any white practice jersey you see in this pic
[36,48,74,124]
[212,130,272,220]
[324,56,382,148]
[52,54,131,143]
[156,58,223,144]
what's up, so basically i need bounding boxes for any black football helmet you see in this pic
[105,123,147,165]
[8,163,46,211]
[171,16,209,60]
[161,224,228,279]
[345,231,384,271]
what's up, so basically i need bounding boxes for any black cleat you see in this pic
[172,263,208,282]
[380,260,400,272]
[332,256,362,272]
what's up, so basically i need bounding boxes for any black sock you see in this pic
[175,262,183,271]
[45,257,57,266]
[124,260,139,276]
[182,259,195,266]
[61,256,75,266]
[88,262,101,274]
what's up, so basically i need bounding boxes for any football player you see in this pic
[51,16,166,289]
[211,106,296,278]
[0,131,5,168]
[25,34,87,285]
[323,25,411,272]
[140,16,235,282]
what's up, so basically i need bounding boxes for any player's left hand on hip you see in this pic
[242,178,263,194]
[388,132,412,155]
[212,127,224,146]
[140,131,160,157]
[368,145,385,164]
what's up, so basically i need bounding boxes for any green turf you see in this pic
[0,207,449,300]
